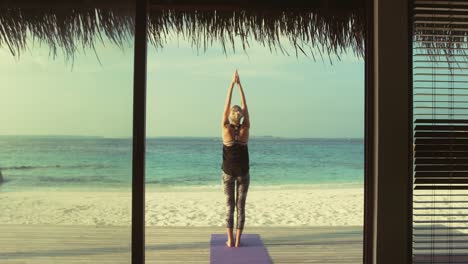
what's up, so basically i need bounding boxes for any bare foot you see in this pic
[226,240,234,247]
[235,241,241,247]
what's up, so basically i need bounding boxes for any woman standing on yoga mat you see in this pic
[221,69,250,248]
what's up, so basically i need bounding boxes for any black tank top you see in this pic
[221,124,249,176]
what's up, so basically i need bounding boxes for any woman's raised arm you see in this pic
[222,71,237,127]
[236,71,250,128]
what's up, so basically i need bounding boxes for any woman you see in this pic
[221,69,250,248]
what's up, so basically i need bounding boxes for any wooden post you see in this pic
[132,0,148,263]
[363,0,374,262]
[367,0,412,263]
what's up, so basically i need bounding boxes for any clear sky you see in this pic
[0,36,364,138]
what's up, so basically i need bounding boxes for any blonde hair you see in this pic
[229,105,243,124]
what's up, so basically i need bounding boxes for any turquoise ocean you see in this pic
[0,136,364,191]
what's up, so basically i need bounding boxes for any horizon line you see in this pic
[0,134,364,140]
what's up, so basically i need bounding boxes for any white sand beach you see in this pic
[0,185,364,226]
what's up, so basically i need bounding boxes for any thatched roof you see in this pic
[0,0,366,61]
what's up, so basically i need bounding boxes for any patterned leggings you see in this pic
[222,171,250,229]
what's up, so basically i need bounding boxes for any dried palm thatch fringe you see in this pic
[147,9,366,62]
[0,2,367,61]
[0,7,135,61]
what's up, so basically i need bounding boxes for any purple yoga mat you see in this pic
[210,234,272,264]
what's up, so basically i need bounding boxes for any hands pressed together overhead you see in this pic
[232,69,241,84]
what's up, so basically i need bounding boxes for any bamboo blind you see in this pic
[413,0,468,263]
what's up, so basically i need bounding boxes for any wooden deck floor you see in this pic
[0,225,363,263]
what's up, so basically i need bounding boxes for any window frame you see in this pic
[130,0,412,263]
